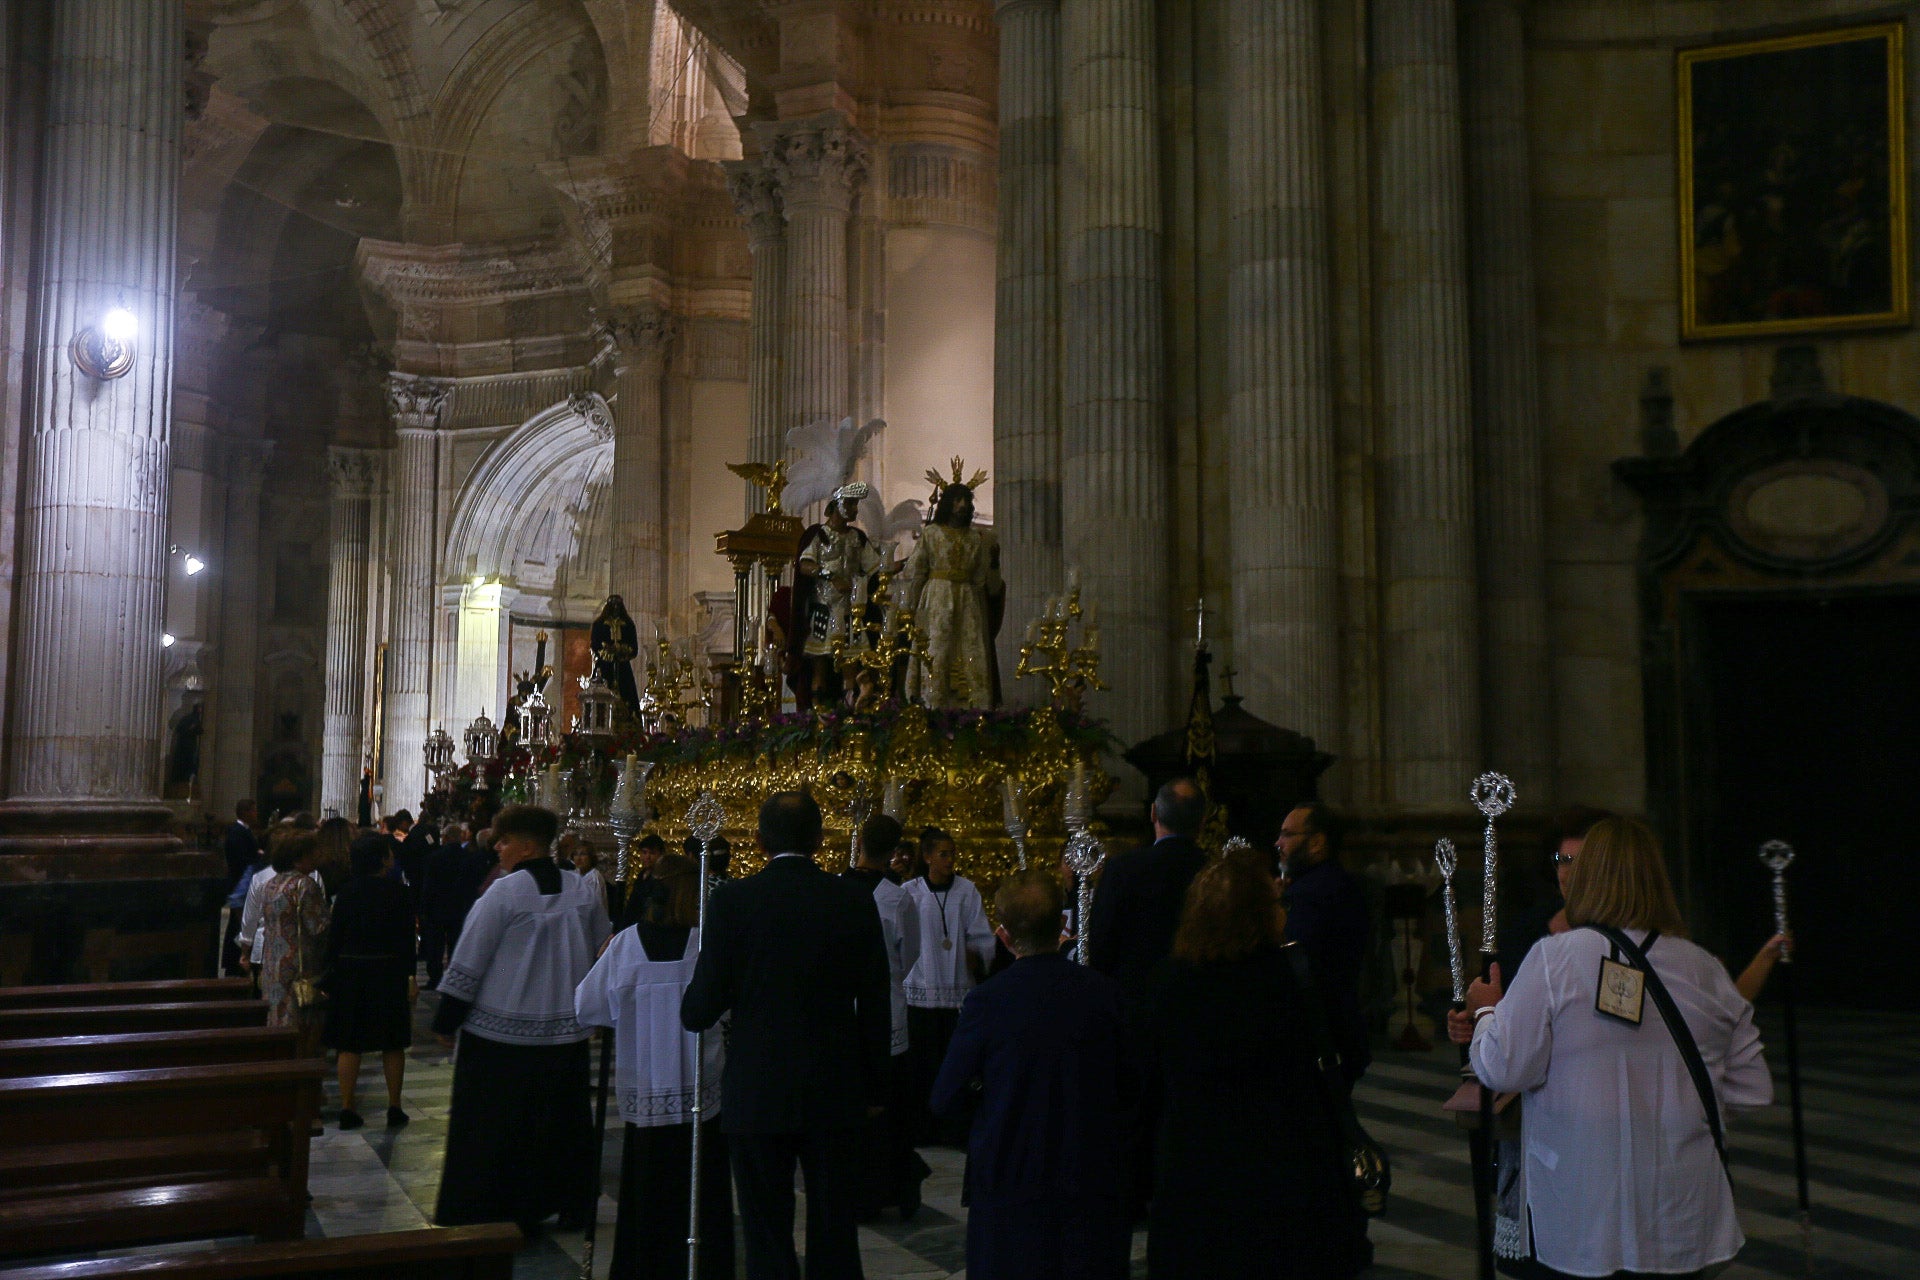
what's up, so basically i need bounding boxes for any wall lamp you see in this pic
[71,305,137,380]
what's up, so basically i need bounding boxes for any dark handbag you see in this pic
[1282,943,1392,1217]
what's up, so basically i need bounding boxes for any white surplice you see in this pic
[901,875,993,1008]
[440,866,610,1045]
[574,926,723,1127]
[870,877,919,1054]
[1470,927,1773,1278]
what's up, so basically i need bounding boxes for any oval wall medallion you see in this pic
[1727,460,1889,562]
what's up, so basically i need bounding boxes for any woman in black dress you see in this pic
[325,834,416,1129]
[1147,854,1365,1280]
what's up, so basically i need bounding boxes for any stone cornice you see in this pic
[355,237,591,310]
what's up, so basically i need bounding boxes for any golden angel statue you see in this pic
[899,458,1004,709]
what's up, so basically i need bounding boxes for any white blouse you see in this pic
[1471,927,1773,1278]
[901,875,993,1008]
[574,926,723,1127]
[441,866,611,1045]
[870,877,919,1054]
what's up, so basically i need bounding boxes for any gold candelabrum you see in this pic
[830,570,930,712]
[639,625,704,734]
[1014,582,1107,713]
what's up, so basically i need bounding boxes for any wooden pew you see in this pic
[0,980,252,1011]
[0,1224,523,1279]
[0,1059,324,1256]
[0,1001,266,1041]
[0,1027,297,1078]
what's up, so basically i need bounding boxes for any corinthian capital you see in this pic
[763,113,871,213]
[723,159,785,248]
[326,446,385,499]
[594,304,680,373]
[386,373,450,428]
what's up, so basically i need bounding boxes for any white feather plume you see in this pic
[781,416,885,513]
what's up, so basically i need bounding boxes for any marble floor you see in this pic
[287,994,1920,1280]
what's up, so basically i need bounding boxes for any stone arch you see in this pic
[442,393,614,595]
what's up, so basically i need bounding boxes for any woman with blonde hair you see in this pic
[1454,816,1772,1279]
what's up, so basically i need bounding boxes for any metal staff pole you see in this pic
[1468,773,1516,1280]
[1761,839,1812,1271]
[685,791,726,1280]
[580,1022,614,1280]
[1437,836,1493,1280]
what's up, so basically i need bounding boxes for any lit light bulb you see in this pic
[161,632,176,648]
[101,307,137,344]
[184,555,206,576]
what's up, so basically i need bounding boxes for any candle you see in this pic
[1024,616,1040,645]
[1001,775,1021,828]
[1066,565,1080,596]
[1196,594,1205,644]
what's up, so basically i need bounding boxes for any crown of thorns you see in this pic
[925,456,988,502]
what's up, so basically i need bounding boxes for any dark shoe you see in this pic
[338,1109,364,1131]
[386,1106,410,1128]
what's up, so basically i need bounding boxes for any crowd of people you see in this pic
[211,779,1780,1280]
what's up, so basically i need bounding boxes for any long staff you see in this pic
[1436,837,1493,1280]
[685,791,726,1280]
[1760,840,1812,1272]
[579,1024,614,1279]
[1470,773,1516,1280]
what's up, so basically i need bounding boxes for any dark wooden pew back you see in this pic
[0,1224,523,1279]
[0,980,252,1010]
[0,1001,267,1040]
[0,1028,297,1078]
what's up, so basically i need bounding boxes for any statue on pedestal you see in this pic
[791,482,881,709]
[591,595,640,714]
[900,460,1003,709]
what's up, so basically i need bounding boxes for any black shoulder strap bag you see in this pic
[1282,943,1392,1217]
[1585,925,1731,1180]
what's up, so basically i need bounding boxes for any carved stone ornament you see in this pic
[766,116,872,209]
[723,159,784,242]
[386,374,451,427]
[593,306,679,370]
[568,392,614,443]
[326,447,385,498]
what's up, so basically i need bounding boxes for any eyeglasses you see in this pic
[1552,852,1578,867]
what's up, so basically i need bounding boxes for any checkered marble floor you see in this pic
[296,990,1920,1279]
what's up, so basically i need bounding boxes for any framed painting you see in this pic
[1679,22,1908,341]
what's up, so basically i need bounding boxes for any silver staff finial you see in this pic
[1470,772,1516,956]
[1759,839,1796,963]
[1434,837,1465,1004]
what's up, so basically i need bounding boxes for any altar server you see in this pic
[575,853,733,1280]
[902,826,994,1144]
[433,805,611,1232]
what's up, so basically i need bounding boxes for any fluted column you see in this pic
[382,377,447,817]
[1464,0,1552,800]
[1373,0,1481,805]
[322,448,381,819]
[1061,0,1171,747]
[208,441,269,817]
[5,0,180,811]
[994,0,1064,698]
[725,158,787,501]
[1225,0,1341,749]
[767,112,869,431]
[602,307,678,626]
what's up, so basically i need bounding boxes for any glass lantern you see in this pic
[521,687,552,748]
[423,727,456,792]
[577,669,618,739]
[464,710,500,765]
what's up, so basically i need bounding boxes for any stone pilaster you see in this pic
[1464,0,1552,801]
[994,0,1064,699]
[766,112,870,431]
[4,0,183,824]
[382,376,447,818]
[1372,0,1481,806]
[1060,0,1171,747]
[725,158,786,503]
[1225,0,1341,751]
[600,306,679,627]
[208,440,270,819]
[322,448,381,819]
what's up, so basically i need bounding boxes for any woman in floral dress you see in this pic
[259,831,330,1029]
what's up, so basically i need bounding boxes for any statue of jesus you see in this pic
[899,466,1003,709]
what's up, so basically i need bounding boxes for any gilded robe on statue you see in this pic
[900,516,1003,709]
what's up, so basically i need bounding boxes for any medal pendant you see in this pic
[1595,955,1646,1025]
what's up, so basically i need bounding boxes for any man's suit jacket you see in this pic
[1282,857,1372,1080]
[420,842,488,926]
[1086,834,1207,993]
[681,854,892,1134]
[223,821,260,887]
[930,952,1132,1204]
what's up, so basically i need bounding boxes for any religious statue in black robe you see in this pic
[592,595,641,714]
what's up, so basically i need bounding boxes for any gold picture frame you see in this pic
[1678,22,1908,341]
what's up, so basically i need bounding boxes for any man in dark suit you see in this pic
[419,823,487,989]
[1277,800,1372,1083]
[932,871,1133,1280]
[1086,777,1209,992]
[681,791,892,1280]
[220,800,260,972]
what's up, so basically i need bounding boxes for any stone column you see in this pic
[725,158,786,509]
[4,0,182,820]
[208,441,269,818]
[994,0,1064,696]
[768,112,869,431]
[1060,0,1172,747]
[1372,0,1481,806]
[1225,0,1341,748]
[1463,0,1552,800]
[382,376,447,818]
[321,448,381,819]
[602,306,678,627]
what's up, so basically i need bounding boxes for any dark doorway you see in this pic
[1690,592,1920,1010]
